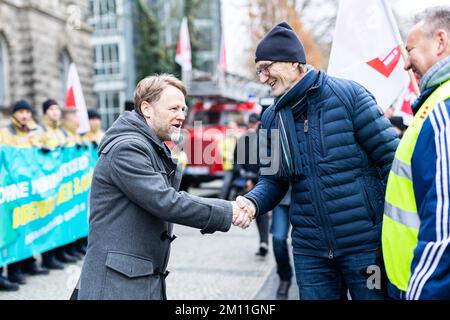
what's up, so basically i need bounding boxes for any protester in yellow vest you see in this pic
[0,100,43,148]
[0,100,49,290]
[60,108,89,261]
[62,108,88,148]
[77,108,105,255]
[85,109,104,147]
[40,99,66,150]
[38,98,73,270]
[382,6,450,300]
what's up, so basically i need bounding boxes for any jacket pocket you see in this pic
[102,251,162,300]
[358,179,376,225]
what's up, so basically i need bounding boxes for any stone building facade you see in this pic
[0,0,95,126]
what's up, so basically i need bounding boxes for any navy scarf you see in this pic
[271,68,318,179]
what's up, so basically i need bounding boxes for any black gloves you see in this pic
[39,147,51,154]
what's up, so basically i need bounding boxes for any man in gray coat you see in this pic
[77,74,252,300]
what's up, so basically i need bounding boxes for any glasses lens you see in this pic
[256,62,274,77]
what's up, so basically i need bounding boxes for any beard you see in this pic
[169,129,182,143]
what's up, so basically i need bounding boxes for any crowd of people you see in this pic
[0,99,104,292]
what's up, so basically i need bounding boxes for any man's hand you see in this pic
[236,196,256,220]
[231,201,252,229]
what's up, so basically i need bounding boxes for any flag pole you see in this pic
[380,0,420,97]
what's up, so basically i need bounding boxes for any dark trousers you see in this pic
[271,204,293,281]
[218,170,235,200]
[256,213,269,245]
[8,257,36,274]
[42,248,58,264]
[293,250,385,300]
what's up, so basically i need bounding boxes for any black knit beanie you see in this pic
[42,99,58,114]
[12,100,33,114]
[255,22,306,63]
[87,108,101,120]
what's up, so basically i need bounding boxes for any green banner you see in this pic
[0,145,97,267]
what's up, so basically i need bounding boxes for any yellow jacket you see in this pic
[85,128,104,145]
[62,120,88,147]
[0,116,44,147]
[41,115,67,149]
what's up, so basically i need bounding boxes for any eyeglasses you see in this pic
[256,62,276,77]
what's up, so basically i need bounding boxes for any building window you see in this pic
[58,50,71,103]
[89,0,118,31]
[97,90,122,128]
[0,35,9,108]
[94,43,120,76]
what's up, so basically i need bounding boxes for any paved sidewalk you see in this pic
[0,223,276,300]
[254,264,299,300]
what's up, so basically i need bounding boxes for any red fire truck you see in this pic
[180,98,262,189]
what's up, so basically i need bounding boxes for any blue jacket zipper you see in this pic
[304,118,335,260]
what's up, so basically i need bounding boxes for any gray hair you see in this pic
[298,63,308,74]
[414,6,450,38]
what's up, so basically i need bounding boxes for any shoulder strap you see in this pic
[60,127,69,138]
[7,124,17,135]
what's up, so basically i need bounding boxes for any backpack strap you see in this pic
[7,124,17,135]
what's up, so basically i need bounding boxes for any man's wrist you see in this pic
[244,196,258,216]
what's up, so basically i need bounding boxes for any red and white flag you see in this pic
[65,63,90,134]
[328,0,415,111]
[218,32,227,72]
[392,80,416,125]
[175,17,192,71]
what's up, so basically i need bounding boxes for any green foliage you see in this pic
[134,0,177,82]
[184,0,202,69]
[133,0,207,82]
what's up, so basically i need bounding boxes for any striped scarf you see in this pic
[270,68,318,179]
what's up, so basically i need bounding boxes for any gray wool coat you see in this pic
[78,111,233,300]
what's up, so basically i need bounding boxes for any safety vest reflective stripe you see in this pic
[382,79,450,293]
[384,201,421,229]
[385,170,417,213]
[390,158,412,180]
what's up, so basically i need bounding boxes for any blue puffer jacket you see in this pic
[246,70,399,258]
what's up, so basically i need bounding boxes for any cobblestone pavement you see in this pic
[0,182,278,300]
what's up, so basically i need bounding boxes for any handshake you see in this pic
[231,196,256,229]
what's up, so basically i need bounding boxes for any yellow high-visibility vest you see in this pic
[382,79,450,292]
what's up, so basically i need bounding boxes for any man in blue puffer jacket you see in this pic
[237,22,399,300]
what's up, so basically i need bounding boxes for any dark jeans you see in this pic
[293,250,385,300]
[256,213,269,245]
[218,170,235,200]
[387,281,406,300]
[271,204,292,281]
